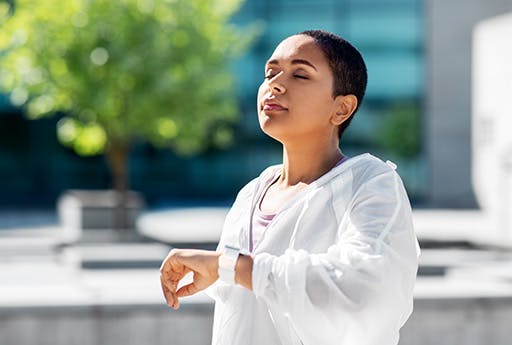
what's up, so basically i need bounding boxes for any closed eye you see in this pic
[264,72,308,80]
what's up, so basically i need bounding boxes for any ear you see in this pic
[331,94,358,126]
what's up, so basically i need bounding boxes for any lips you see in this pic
[263,104,286,111]
[262,99,287,112]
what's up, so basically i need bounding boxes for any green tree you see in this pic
[378,102,421,159]
[0,0,256,201]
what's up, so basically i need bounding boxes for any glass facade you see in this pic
[0,0,425,208]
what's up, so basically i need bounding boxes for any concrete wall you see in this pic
[2,298,512,345]
[426,0,512,207]
[0,303,214,345]
[401,298,512,345]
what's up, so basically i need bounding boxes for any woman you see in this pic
[160,30,420,345]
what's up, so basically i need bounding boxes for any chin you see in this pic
[258,114,290,140]
[259,125,285,144]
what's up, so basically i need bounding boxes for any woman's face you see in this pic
[257,34,339,143]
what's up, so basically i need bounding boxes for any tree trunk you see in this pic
[105,141,130,239]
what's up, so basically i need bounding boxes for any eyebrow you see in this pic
[266,58,318,71]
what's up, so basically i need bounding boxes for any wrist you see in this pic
[235,254,253,290]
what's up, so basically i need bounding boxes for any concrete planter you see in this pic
[57,190,145,243]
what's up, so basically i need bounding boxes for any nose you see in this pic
[268,72,286,94]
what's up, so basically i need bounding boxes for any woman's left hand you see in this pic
[159,248,221,309]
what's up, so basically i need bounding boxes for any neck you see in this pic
[279,135,343,186]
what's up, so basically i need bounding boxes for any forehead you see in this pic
[268,35,328,68]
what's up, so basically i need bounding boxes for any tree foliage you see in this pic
[0,0,256,157]
[378,101,421,159]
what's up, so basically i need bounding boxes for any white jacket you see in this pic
[208,153,420,345]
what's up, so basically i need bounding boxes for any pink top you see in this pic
[250,155,350,252]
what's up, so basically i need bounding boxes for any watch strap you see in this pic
[218,245,240,285]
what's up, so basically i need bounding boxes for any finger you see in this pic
[160,275,176,307]
[176,282,200,298]
[163,283,179,310]
[162,257,192,283]
[160,256,174,277]
[159,256,168,273]
[160,248,179,273]
[161,273,179,294]
[160,252,172,273]
[165,267,193,291]
[160,275,173,306]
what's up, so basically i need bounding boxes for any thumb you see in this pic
[176,282,200,298]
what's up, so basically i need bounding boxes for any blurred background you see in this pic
[1,0,512,344]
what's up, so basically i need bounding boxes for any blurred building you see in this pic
[426,0,512,207]
[0,0,510,209]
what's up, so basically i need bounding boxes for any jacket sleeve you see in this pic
[251,169,420,345]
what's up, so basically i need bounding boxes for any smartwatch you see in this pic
[218,245,240,285]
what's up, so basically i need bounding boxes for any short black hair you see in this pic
[299,30,368,139]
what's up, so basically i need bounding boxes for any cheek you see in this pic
[303,88,335,111]
[256,83,267,112]
[257,83,266,100]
